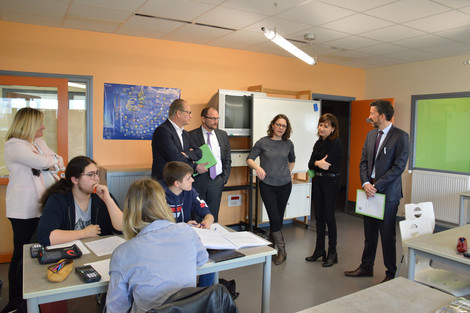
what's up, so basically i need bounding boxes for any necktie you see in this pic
[372,130,384,170]
[206,132,217,180]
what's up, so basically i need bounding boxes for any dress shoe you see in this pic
[322,252,338,267]
[381,276,392,283]
[344,266,373,277]
[305,249,326,262]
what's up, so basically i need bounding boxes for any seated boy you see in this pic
[160,161,214,229]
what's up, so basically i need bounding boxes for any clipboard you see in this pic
[193,144,217,176]
[355,189,385,220]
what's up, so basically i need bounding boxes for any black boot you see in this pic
[322,252,338,267]
[268,232,275,248]
[271,231,286,265]
[305,248,326,262]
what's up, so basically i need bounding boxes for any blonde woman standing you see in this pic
[106,179,208,313]
[3,107,64,313]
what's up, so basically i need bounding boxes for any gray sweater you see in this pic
[247,136,295,186]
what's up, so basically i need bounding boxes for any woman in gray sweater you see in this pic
[247,114,295,265]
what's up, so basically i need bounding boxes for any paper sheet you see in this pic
[192,227,270,249]
[355,189,386,220]
[85,259,111,282]
[84,236,126,256]
[47,240,90,254]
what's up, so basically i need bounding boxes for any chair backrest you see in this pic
[148,284,238,313]
[405,202,435,232]
[399,218,434,265]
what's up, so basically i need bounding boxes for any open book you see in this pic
[192,226,271,250]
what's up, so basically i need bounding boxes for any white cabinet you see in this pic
[259,181,311,223]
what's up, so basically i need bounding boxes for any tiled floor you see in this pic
[0,212,406,313]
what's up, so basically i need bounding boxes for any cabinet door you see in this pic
[259,182,311,222]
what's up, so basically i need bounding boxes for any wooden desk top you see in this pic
[297,277,454,313]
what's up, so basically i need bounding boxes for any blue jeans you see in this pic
[198,273,216,287]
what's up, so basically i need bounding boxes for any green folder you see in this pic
[193,144,217,176]
[307,169,315,178]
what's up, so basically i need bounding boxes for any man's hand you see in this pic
[82,224,101,238]
[196,163,208,174]
[364,183,377,198]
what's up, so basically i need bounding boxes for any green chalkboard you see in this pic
[411,92,470,174]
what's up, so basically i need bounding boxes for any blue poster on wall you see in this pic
[103,83,180,140]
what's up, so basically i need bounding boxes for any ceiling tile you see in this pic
[324,35,381,50]
[360,25,425,42]
[195,6,267,29]
[318,0,398,12]
[383,49,434,60]
[0,11,63,27]
[436,24,470,42]
[392,34,455,49]
[0,0,68,18]
[73,0,146,11]
[357,43,409,55]
[220,0,306,15]
[69,3,132,22]
[137,0,213,21]
[321,13,393,34]
[278,1,356,26]
[207,29,266,46]
[288,26,349,44]
[118,15,184,34]
[63,15,120,33]
[163,23,233,44]
[431,0,470,9]
[364,0,451,23]
[404,10,470,32]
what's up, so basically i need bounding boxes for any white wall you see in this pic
[365,54,470,214]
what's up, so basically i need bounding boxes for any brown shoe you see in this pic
[344,266,373,277]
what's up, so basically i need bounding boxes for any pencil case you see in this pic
[38,244,82,264]
[47,259,74,283]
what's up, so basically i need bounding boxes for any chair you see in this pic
[399,218,470,296]
[405,202,435,231]
[147,284,239,313]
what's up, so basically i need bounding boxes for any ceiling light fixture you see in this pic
[262,27,315,65]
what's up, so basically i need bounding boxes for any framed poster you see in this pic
[103,83,180,140]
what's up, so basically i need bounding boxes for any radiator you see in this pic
[106,171,151,207]
[411,170,470,224]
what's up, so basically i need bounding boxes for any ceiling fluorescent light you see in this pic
[262,27,315,65]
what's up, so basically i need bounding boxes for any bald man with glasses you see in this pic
[151,99,207,181]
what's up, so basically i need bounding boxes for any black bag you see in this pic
[219,278,239,300]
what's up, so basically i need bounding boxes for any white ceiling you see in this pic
[1,0,470,68]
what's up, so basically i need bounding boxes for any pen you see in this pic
[384,147,387,154]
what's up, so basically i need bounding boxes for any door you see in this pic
[348,98,394,204]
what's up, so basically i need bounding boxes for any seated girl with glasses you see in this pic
[37,156,123,246]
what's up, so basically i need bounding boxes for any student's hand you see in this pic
[200,220,213,230]
[364,183,377,198]
[256,167,266,180]
[187,220,200,227]
[316,155,331,170]
[82,224,101,238]
[196,163,208,174]
[93,184,111,201]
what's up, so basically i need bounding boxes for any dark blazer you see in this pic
[359,125,409,202]
[151,119,202,180]
[189,127,232,184]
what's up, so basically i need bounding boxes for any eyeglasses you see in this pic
[204,116,220,121]
[275,123,287,129]
[82,170,100,179]
[179,109,192,115]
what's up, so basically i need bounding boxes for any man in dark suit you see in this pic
[345,99,409,283]
[189,107,231,222]
[151,99,207,180]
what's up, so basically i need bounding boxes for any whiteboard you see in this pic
[252,96,320,173]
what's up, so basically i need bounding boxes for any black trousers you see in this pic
[259,181,292,233]
[8,218,39,300]
[360,200,399,278]
[312,176,340,254]
[193,175,224,222]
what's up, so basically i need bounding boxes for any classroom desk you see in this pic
[459,191,470,226]
[296,277,454,313]
[405,224,470,280]
[23,237,276,313]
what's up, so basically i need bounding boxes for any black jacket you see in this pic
[37,190,120,246]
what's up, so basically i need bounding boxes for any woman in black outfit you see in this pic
[306,113,343,267]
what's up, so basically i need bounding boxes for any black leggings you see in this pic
[8,218,39,300]
[259,181,292,232]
